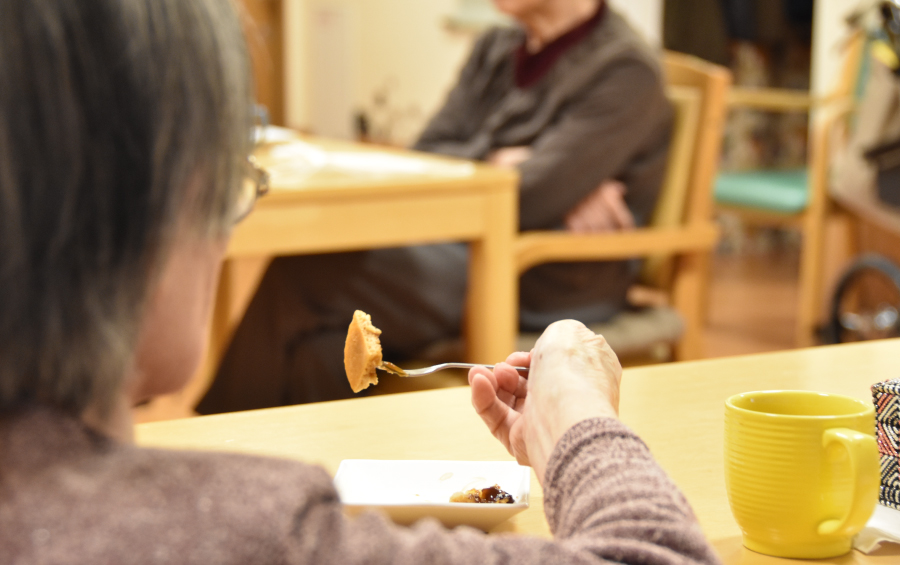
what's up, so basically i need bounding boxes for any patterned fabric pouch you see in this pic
[873,379,900,509]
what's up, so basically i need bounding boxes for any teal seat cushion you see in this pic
[715,169,809,214]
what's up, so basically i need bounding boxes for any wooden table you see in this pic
[172,133,519,413]
[137,340,900,563]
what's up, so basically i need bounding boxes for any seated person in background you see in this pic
[0,6,715,561]
[197,0,672,412]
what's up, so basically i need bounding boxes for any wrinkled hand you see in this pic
[469,320,622,483]
[565,180,635,233]
[469,351,531,467]
[487,146,532,169]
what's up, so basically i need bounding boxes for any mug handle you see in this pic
[817,428,879,536]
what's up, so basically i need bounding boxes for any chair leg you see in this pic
[796,209,826,348]
[696,251,713,326]
[673,252,707,361]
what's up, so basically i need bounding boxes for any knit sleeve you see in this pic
[282,418,721,565]
[541,418,719,563]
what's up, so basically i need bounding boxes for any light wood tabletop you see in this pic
[136,340,900,563]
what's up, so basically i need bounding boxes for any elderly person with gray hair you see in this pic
[0,0,718,563]
[200,0,673,412]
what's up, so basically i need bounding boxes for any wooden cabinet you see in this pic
[241,0,285,125]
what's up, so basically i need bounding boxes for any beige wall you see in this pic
[811,0,860,97]
[285,0,663,144]
[285,0,474,143]
[608,0,662,47]
[284,0,309,128]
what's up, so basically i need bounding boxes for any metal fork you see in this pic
[379,362,529,377]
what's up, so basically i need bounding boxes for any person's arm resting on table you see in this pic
[286,321,719,565]
[490,152,636,233]
[413,33,497,159]
[515,61,669,230]
[564,179,635,233]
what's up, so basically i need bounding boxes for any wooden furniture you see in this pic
[136,339,900,563]
[714,33,865,348]
[241,0,285,125]
[513,53,731,361]
[826,45,900,321]
[831,174,900,277]
[143,134,519,420]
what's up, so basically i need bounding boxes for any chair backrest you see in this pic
[640,53,731,288]
[639,86,701,287]
[662,52,732,225]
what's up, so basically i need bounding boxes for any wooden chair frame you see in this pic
[515,54,731,360]
[717,32,864,347]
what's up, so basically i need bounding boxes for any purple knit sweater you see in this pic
[0,409,720,564]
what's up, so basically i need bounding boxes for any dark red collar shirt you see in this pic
[515,1,608,89]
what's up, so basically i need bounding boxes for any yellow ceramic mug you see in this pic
[724,390,879,559]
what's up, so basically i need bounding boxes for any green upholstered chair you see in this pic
[716,169,809,214]
[713,32,865,347]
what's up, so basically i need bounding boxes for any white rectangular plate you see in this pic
[333,459,530,531]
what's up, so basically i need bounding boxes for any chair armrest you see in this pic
[728,87,815,112]
[515,223,720,274]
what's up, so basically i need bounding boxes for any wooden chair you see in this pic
[714,32,865,347]
[513,54,731,361]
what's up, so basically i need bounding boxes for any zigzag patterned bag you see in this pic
[873,379,900,509]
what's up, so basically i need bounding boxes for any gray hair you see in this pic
[0,0,253,416]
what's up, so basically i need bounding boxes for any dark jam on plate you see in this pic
[449,485,515,504]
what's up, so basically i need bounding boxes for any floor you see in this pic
[704,247,799,358]
[134,246,802,424]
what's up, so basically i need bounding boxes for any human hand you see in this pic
[487,146,532,169]
[565,180,635,233]
[469,320,622,483]
[469,351,531,467]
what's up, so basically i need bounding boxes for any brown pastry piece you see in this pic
[449,485,515,504]
[344,310,383,393]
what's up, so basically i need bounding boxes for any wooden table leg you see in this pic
[465,186,518,364]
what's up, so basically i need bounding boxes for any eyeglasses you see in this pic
[233,155,270,225]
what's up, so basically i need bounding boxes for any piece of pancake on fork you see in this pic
[344,310,383,393]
